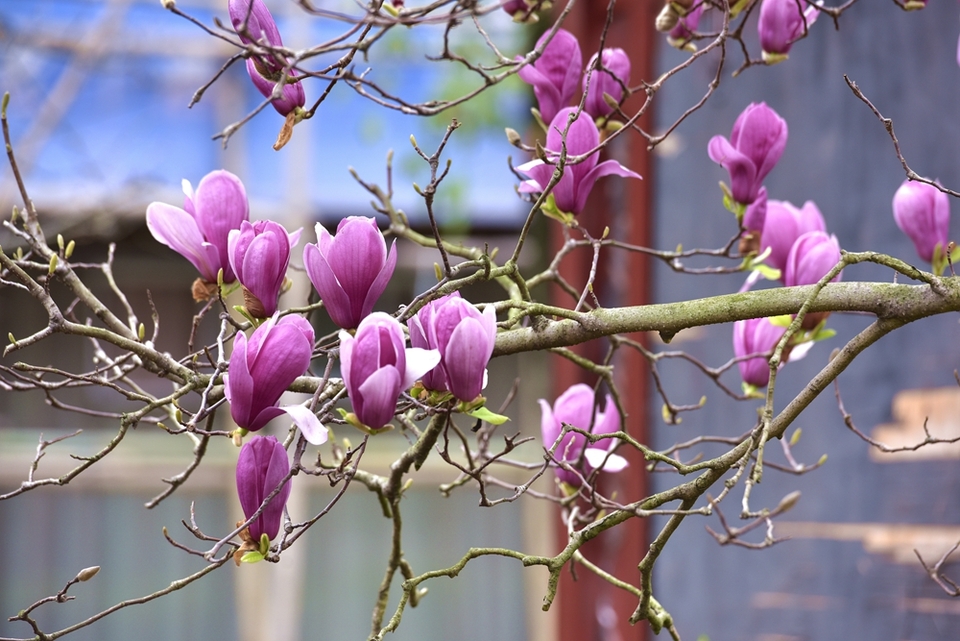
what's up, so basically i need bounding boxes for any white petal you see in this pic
[787,341,814,363]
[584,449,629,473]
[516,159,545,172]
[401,347,441,390]
[282,404,329,445]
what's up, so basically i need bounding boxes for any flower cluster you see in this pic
[513,30,641,218]
[709,104,842,389]
[145,168,509,561]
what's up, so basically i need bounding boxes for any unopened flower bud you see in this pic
[776,490,801,513]
[759,0,821,63]
[583,48,631,119]
[225,315,326,444]
[236,436,292,544]
[228,220,300,318]
[77,566,100,582]
[303,217,397,330]
[892,179,949,264]
[733,317,786,388]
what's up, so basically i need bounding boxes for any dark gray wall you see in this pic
[651,3,960,640]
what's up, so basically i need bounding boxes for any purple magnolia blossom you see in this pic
[340,313,440,431]
[516,29,583,124]
[502,0,535,20]
[407,293,497,402]
[236,435,292,542]
[667,1,705,49]
[708,102,788,206]
[743,186,768,234]
[229,0,305,116]
[758,0,820,61]
[228,220,301,318]
[224,314,327,444]
[539,384,627,487]
[517,107,642,216]
[892,180,950,264]
[760,199,826,273]
[783,230,842,287]
[146,170,249,283]
[733,318,787,388]
[303,217,397,330]
[582,48,631,119]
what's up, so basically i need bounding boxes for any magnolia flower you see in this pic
[783,230,842,287]
[502,0,536,21]
[708,102,788,206]
[733,318,787,388]
[146,170,249,284]
[517,107,642,216]
[760,198,826,274]
[892,180,950,264]
[539,384,627,486]
[228,220,301,318]
[303,217,397,330]
[667,1,706,50]
[758,0,820,63]
[236,435,292,543]
[228,0,305,116]
[224,314,327,445]
[516,29,583,124]
[407,293,497,403]
[582,48,631,119]
[340,313,440,431]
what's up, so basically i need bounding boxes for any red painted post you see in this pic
[549,1,659,640]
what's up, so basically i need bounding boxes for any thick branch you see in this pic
[494,279,959,356]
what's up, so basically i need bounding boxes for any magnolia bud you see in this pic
[77,566,100,582]
[776,491,801,513]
